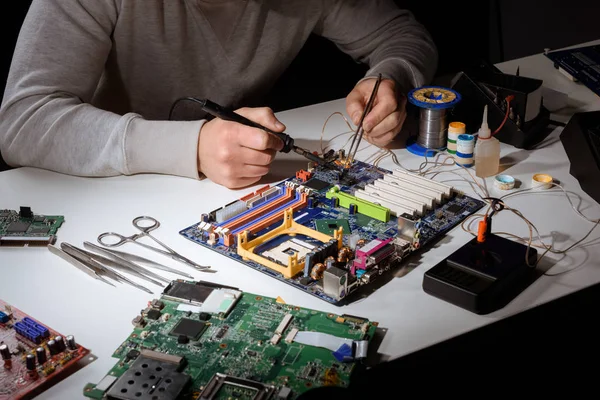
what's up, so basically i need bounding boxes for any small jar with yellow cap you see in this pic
[447,121,466,156]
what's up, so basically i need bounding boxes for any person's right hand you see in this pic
[197,107,285,189]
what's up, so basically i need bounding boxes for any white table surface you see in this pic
[2,40,600,399]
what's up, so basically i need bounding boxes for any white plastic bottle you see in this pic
[474,105,500,178]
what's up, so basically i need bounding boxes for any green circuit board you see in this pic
[84,280,378,400]
[0,207,64,246]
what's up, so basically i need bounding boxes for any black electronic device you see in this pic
[422,234,539,315]
[560,110,600,205]
[450,63,551,149]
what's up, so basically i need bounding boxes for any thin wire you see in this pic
[168,97,206,120]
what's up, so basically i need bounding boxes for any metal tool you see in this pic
[344,73,383,171]
[81,243,165,287]
[48,244,115,287]
[95,245,194,279]
[96,216,213,272]
[84,241,170,285]
[60,243,154,294]
[198,99,328,166]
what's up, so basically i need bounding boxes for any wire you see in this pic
[492,95,514,135]
[168,97,207,121]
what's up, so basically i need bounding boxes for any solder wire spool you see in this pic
[406,86,462,157]
[455,134,475,167]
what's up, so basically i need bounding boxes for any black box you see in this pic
[422,234,538,314]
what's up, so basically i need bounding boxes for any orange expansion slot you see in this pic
[243,192,308,234]
[223,192,308,247]
[222,187,294,231]
[239,184,271,202]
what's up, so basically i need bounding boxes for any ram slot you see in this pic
[372,179,436,208]
[392,169,453,197]
[221,188,293,231]
[354,190,415,217]
[382,173,444,203]
[361,185,427,215]
[215,200,248,223]
[234,191,308,235]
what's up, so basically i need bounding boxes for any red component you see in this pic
[295,169,313,182]
[0,300,93,399]
[477,218,488,243]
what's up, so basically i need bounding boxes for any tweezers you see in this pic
[60,243,154,294]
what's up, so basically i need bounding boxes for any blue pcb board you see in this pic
[180,160,486,305]
[545,44,600,97]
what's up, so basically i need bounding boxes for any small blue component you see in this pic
[15,321,43,344]
[356,270,365,279]
[0,311,8,323]
[332,343,354,362]
[22,317,50,338]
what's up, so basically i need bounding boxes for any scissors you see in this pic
[97,216,213,273]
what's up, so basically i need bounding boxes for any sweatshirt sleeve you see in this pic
[314,0,438,94]
[0,0,202,179]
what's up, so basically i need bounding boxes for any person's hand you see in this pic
[198,107,284,189]
[346,78,407,147]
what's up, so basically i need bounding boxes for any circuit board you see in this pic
[180,156,486,305]
[83,280,379,400]
[545,44,600,97]
[0,207,65,246]
[0,300,93,400]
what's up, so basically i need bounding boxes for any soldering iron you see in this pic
[169,97,327,166]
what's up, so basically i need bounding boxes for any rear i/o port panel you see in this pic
[180,155,486,305]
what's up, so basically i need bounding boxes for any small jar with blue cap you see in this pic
[455,134,475,167]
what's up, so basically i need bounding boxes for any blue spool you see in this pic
[406,86,462,157]
[407,86,462,109]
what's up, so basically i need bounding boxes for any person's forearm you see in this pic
[0,94,203,178]
[0,0,202,179]
[317,0,438,93]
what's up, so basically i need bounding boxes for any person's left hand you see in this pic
[346,78,406,147]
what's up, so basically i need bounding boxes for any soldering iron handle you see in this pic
[201,99,294,153]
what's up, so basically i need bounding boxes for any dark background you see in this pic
[1,1,599,387]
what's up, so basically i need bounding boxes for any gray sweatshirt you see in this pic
[0,0,437,180]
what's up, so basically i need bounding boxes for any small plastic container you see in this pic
[474,105,500,178]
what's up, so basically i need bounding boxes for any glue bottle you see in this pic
[474,105,500,178]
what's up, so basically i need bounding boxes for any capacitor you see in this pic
[66,335,77,351]
[337,247,351,263]
[47,339,59,356]
[36,347,47,364]
[26,354,36,371]
[331,196,339,207]
[310,263,326,280]
[0,344,11,360]
[307,197,314,209]
[54,336,66,352]
[356,239,366,248]
[349,203,356,215]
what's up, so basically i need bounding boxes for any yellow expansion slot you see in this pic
[237,208,343,278]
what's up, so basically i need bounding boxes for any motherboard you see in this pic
[180,154,486,305]
[84,280,379,400]
[0,300,92,400]
[0,207,64,247]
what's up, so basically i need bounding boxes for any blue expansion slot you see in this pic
[230,191,302,236]
[216,190,286,227]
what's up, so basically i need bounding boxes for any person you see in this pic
[0,0,437,189]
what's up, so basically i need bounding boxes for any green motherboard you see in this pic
[84,280,379,400]
[0,207,64,246]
